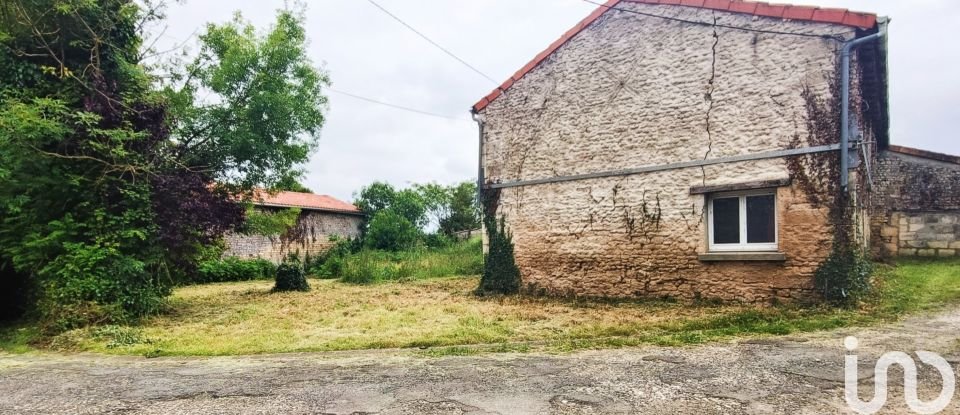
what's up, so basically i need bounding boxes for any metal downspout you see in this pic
[471,111,484,204]
[840,29,885,190]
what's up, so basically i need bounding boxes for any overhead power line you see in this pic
[365,0,499,85]
[328,88,470,122]
[580,0,852,40]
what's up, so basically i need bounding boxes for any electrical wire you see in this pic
[580,0,853,41]
[328,88,470,122]
[365,0,499,85]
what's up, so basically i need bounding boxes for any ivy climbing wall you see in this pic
[477,2,878,302]
[224,208,363,263]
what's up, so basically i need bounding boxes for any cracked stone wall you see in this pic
[224,208,363,263]
[870,151,960,257]
[478,3,873,302]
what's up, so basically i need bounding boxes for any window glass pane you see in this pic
[712,197,740,244]
[747,194,776,243]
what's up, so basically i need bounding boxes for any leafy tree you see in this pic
[439,181,480,236]
[274,176,313,193]
[354,180,477,249]
[162,9,328,191]
[414,182,451,229]
[0,1,328,328]
[355,182,397,217]
[355,182,427,229]
[0,0,179,328]
[364,209,421,251]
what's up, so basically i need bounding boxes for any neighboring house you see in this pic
[871,146,960,258]
[224,191,363,263]
[472,0,959,302]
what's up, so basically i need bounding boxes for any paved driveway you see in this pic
[2,308,960,414]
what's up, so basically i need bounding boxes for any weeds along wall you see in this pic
[224,207,363,263]
[477,2,880,303]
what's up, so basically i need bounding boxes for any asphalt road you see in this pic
[2,308,960,414]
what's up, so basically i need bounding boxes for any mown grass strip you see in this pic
[0,258,957,357]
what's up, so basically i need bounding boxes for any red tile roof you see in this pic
[252,190,362,214]
[472,0,878,113]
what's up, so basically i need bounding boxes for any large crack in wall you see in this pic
[700,15,720,186]
[479,2,849,302]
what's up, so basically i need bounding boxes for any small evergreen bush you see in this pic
[273,257,310,292]
[477,218,521,295]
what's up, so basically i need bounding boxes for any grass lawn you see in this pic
[2,258,959,357]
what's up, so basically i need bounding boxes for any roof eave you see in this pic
[252,202,365,216]
[472,0,879,113]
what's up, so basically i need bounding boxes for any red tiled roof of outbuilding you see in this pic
[472,0,878,113]
[252,190,362,214]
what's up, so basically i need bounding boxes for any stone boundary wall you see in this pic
[224,208,363,263]
[879,212,960,257]
[870,148,960,258]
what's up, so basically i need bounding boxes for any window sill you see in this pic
[698,252,786,262]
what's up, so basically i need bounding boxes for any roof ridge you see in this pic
[251,189,361,213]
[888,145,960,165]
[472,0,878,113]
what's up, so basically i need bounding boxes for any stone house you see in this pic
[472,0,959,302]
[224,191,363,263]
[871,146,960,258]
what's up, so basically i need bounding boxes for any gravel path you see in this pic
[2,308,960,414]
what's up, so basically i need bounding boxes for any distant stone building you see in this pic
[471,0,956,303]
[224,191,363,263]
[871,146,960,258]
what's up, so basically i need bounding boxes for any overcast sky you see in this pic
[155,0,960,201]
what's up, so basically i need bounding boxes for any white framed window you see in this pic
[707,190,778,252]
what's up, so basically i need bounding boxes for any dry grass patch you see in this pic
[4,258,959,356]
[56,276,750,356]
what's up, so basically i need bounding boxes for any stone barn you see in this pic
[224,191,363,263]
[472,0,956,303]
[871,146,960,258]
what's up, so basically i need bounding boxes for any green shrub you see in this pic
[364,209,421,251]
[273,258,310,292]
[316,255,346,279]
[243,206,301,236]
[450,237,483,276]
[306,236,360,279]
[35,242,169,331]
[478,218,521,295]
[340,251,390,284]
[339,238,482,284]
[814,245,873,306]
[196,257,276,283]
[423,232,453,249]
